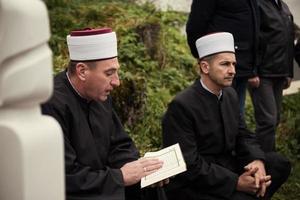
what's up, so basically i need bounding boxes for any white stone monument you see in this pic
[0,0,64,199]
[139,0,192,12]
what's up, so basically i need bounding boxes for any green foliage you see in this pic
[277,92,300,161]
[129,87,172,155]
[244,92,256,132]
[273,162,300,200]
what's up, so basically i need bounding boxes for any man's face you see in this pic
[83,57,120,101]
[202,52,236,89]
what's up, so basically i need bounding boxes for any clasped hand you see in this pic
[237,160,271,198]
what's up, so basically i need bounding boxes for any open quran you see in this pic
[141,143,187,188]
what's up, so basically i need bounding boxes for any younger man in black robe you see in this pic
[162,32,291,200]
[42,28,164,200]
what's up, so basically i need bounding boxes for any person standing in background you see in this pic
[248,0,295,152]
[186,0,260,127]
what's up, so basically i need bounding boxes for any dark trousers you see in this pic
[248,77,285,152]
[263,152,291,199]
[232,77,249,128]
[165,152,291,200]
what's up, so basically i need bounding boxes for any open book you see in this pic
[141,143,187,188]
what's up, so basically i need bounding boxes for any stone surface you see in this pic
[0,0,64,199]
[140,0,192,12]
[286,0,300,24]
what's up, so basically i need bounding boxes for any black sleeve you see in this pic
[41,103,126,199]
[108,110,139,167]
[162,101,238,199]
[186,0,217,58]
[235,126,265,168]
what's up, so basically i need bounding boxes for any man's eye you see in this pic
[105,71,115,76]
[221,62,234,67]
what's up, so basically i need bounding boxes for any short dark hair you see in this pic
[67,60,97,75]
[197,54,216,74]
[200,54,216,63]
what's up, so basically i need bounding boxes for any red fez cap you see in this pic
[70,27,112,36]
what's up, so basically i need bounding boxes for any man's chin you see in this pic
[99,95,108,102]
[223,81,233,87]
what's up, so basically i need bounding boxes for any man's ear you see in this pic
[199,60,209,74]
[75,62,89,81]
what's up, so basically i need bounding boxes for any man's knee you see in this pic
[265,152,291,184]
[230,191,258,200]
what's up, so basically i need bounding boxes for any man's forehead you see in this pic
[96,57,120,69]
[214,52,236,60]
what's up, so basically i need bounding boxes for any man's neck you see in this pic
[66,71,88,100]
[200,77,222,97]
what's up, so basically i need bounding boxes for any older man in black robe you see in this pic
[162,32,291,200]
[42,28,164,200]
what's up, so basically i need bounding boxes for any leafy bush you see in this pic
[278,92,300,161]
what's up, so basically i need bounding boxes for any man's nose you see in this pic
[110,73,120,87]
[229,64,236,75]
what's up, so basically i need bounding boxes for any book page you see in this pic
[141,143,186,188]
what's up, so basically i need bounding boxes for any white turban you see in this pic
[67,28,118,61]
[196,32,235,59]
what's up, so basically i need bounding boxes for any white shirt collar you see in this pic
[200,79,223,100]
[66,71,85,98]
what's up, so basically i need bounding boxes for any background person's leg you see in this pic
[249,78,277,152]
[232,77,248,128]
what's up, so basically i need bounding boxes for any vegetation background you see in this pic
[45,0,300,199]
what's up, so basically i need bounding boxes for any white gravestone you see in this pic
[139,0,192,12]
[0,0,64,199]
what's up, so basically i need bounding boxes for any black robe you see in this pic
[162,80,265,200]
[42,71,140,200]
